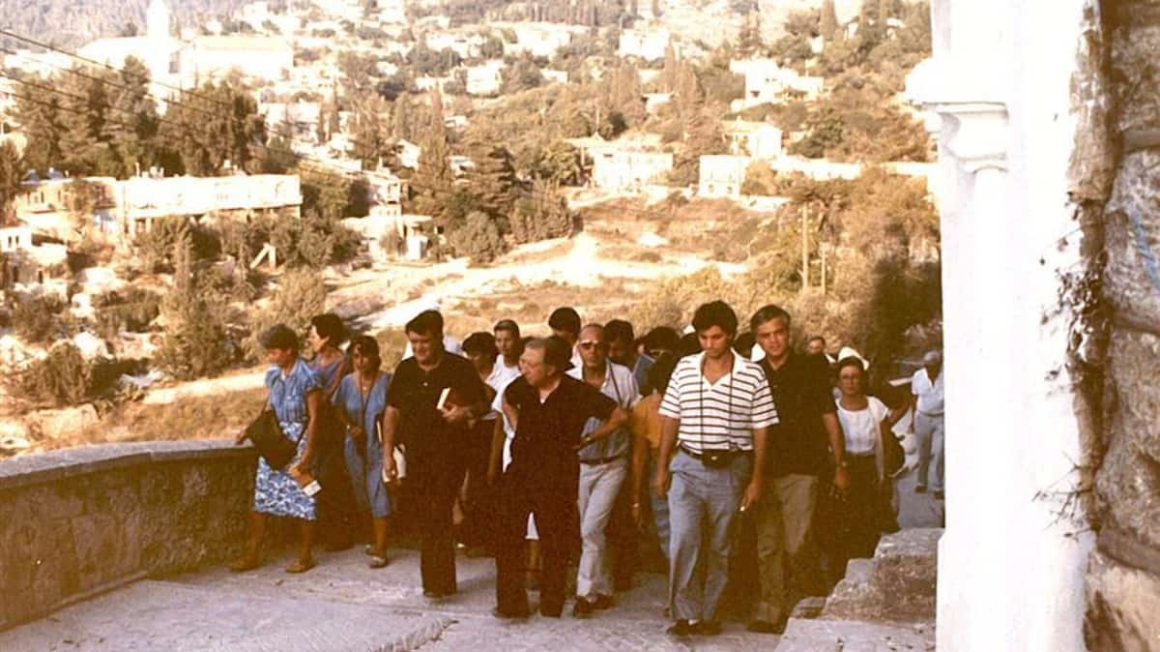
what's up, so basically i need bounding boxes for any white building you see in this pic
[697,155,750,199]
[1,49,74,79]
[396,140,421,170]
[541,69,569,85]
[729,58,825,111]
[591,151,673,193]
[495,22,584,58]
[617,27,671,61]
[261,101,323,143]
[376,0,407,24]
[724,120,783,160]
[643,93,673,115]
[76,0,293,99]
[425,32,486,59]
[0,224,68,293]
[466,61,504,96]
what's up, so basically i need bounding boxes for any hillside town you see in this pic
[0,0,940,456]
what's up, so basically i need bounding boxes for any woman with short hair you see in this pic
[232,324,323,573]
[333,335,393,568]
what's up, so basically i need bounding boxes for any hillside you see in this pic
[0,0,247,48]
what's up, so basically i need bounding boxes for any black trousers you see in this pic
[459,419,498,551]
[414,454,465,594]
[495,475,577,616]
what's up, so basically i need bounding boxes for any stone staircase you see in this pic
[775,528,942,652]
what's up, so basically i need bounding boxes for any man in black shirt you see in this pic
[382,310,489,599]
[493,336,629,619]
[748,305,848,634]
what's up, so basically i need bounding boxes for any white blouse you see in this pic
[837,396,889,456]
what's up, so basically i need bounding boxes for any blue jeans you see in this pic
[648,454,671,559]
[667,449,753,622]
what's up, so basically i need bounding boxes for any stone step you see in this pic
[0,579,452,652]
[775,618,935,652]
[823,528,942,623]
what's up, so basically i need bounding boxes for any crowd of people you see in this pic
[231,300,945,637]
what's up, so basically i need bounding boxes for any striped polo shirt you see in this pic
[659,352,779,453]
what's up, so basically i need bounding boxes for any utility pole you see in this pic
[800,204,809,293]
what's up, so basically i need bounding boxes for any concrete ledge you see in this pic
[0,441,260,631]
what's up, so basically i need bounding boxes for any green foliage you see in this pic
[155,231,234,380]
[409,102,455,221]
[407,43,462,76]
[502,57,546,95]
[18,343,91,407]
[133,218,221,273]
[510,181,576,244]
[244,269,327,361]
[466,139,519,222]
[448,211,507,264]
[0,141,24,218]
[11,294,72,344]
[159,80,265,176]
[93,287,161,341]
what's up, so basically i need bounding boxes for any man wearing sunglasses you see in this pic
[566,324,642,617]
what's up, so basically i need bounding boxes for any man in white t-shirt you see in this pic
[910,350,945,498]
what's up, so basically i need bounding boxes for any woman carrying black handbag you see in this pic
[231,324,325,574]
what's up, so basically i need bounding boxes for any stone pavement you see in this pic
[0,469,941,652]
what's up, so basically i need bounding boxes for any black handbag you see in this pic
[245,408,297,471]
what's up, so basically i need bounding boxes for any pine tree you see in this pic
[108,57,160,176]
[738,12,765,58]
[0,142,23,222]
[662,44,680,93]
[59,70,119,177]
[821,0,839,41]
[161,80,265,176]
[448,210,507,263]
[510,180,575,244]
[465,128,518,224]
[351,95,391,170]
[675,62,705,119]
[156,224,233,380]
[16,77,66,175]
[608,63,645,127]
[409,96,454,221]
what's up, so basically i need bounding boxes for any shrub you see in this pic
[19,343,91,407]
[244,269,327,361]
[12,294,72,344]
[448,211,507,264]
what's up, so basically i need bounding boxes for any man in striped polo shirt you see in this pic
[654,301,778,637]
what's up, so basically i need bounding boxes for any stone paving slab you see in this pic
[0,579,451,652]
[776,618,936,652]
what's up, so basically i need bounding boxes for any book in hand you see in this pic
[289,467,322,497]
[376,420,406,481]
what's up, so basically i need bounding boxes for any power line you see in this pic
[0,27,245,116]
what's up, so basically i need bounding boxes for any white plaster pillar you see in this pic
[928,2,1094,651]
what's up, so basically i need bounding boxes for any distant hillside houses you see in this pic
[729,58,825,112]
[75,0,293,101]
[617,26,671,62]
[13,173,303,243]
[493,22,586,59]
[698,155,750,199]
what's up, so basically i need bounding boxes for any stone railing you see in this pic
[0,441,259,631]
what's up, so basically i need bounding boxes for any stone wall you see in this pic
[1085,1,1160,649]
[0,442,259,632]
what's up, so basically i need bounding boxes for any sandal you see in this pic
[229,555,262,573]
[368,555,389,569]
[285,558,317,574]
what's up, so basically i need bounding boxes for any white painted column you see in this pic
[928,1,1094,651]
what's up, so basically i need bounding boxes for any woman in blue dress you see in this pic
[232,324,324,574]
[333,335,393,568]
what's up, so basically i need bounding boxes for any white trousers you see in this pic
[576,457,628,598]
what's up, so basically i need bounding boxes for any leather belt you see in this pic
[580,454,627,466]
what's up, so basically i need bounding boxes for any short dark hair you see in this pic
[692,300,738,337]
[749,304,792,333]
[734,331,756,357]
[405,310,444,337]
[462,331,499,360]
[348,335,382,369]
[259,323,299,353]
[837,356,865,375]
[494,319,520,338]
[526,335,571,372]
[643,327,680,354]
[648,352,679,395]
[548,307,581,336]
[311,313,347,347]
[676,332,702,357]
[604,319,635,345]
